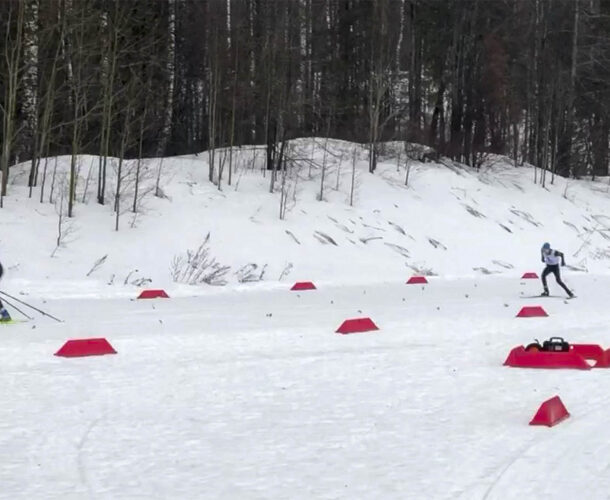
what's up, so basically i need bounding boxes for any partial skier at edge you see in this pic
[540,242,574,298]
[0,261,11,321]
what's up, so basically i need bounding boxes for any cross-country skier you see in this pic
[0,261,10,321]
[540,242,574,298]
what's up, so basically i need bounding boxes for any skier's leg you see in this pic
[0,298,9,321]
[0,263,9,320]
[554,267,573,296]
[541,266,551,294]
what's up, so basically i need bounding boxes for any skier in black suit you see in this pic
[540,242,574,298]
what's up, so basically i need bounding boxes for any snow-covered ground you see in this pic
[2,275,610,499]
[1,140,610,498]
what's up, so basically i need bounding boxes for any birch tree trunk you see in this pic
[24,0,39,192]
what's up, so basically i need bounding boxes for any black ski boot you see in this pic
[0,308,11,322]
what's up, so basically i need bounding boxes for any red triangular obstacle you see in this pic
[570,344,604,361]
[407,276,428,284]
[595,349,610,368]
[291,282,317,291]
[504,346,591,369]
[516,306,548,317]
[55,338,117,358]
[521,272,539,279]
[529,396,570,427]
[336,317,379,334]
[138,289,169,299]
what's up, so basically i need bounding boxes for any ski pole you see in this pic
[0,291,63,322]
[1,297,33,320]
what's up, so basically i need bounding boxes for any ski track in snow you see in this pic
[1,275,610,499]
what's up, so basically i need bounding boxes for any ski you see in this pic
[0,291,62,322]
[521,294,576,299]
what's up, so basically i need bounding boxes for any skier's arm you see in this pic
[541,250,545,263]
[555,251,566,266]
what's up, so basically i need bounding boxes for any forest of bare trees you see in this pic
[1,0,609,209]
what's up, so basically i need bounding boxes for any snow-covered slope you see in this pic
[1,139,610,297]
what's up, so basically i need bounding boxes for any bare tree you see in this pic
[66,1,95,218]
[318,135,330,201]
[227,36,239,187]
[349,148,358,207]
[403,142,417,186]
[48,156,58,204]
[155,158,165,198]
[207,21,222,185]
[51,174,76,257]
[114,80,135,231]
[1,1,25,205]
[36,40,62,202]
[97,3,118,205]
[279,146,299,220]
[335,153,343,191]
[133,71,151,213]
[157,0,176,158]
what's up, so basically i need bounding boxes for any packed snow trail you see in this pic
[1,275,610,499]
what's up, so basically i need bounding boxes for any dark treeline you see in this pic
[1,0,609,208]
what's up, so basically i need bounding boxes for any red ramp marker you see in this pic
[570,344,604,361]
[138,289,169,299]
[529,396,570,427]
[55,338,117,358]
[291,282,317,291]
[336,317,378,334]
[593,349,610,368]
[407,276,428,285]
[521,272,539,279]
[503,346,591,370]
[516,306,548,318]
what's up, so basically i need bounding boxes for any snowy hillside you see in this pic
[1,139,610,297]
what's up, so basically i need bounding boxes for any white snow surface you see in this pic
[2,277,610,499]
[1,140,610,498]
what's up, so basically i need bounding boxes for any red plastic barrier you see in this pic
[336,317,379,334]
[521,272,539,279]
[504,346,591,370]
[516,306,548,318]
[529,396,570,427]
[570,344,604,361]
[594,349,610,368]
[291,282,317,291]
[55,338,117,358]
[138,289,169,299]
[407,276,428,285]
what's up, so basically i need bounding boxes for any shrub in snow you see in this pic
[235,263,267,283]
[170,233,230,286]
